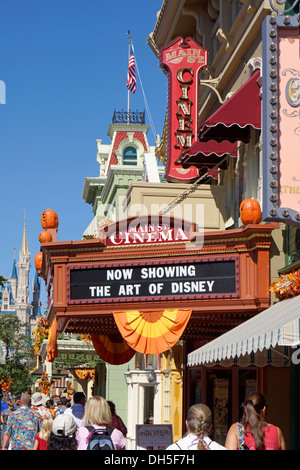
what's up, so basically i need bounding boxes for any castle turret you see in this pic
[16,213,32,324]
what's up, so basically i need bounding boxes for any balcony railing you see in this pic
[112,109,145,125]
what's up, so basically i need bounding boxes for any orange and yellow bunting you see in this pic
[91,335,135,365]
[47,316,58,363]
[74,369,95,380]
[113,309,192,354]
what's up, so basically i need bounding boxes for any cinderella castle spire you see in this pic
[0,213,42,333]
[16,212,31,324]
[21,212,29,255]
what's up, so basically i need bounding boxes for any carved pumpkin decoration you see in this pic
[34,253,43,271]
[39,230,52,243]
[41,209,59,229]
[240,198,262,225]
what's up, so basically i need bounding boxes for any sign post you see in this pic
[136,424,173,450]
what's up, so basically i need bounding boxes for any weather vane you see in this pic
[269,0,300,14]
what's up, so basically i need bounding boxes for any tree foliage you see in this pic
[0,314,35,395]
[0,275,7,300]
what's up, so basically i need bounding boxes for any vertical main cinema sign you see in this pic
[262,14,300,226]
[160,37,208,182]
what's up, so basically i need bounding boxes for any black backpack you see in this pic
[85,426,115,450]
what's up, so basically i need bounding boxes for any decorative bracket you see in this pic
[270,0,300,14]
[199,78,225,104]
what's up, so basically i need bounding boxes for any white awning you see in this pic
[188,295,300,366]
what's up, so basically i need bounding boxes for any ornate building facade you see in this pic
[82,109,163,236]
[0,215,42,333]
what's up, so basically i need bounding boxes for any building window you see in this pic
[123,146,137,166]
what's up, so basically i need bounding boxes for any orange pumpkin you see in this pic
[240,198,262,225]
[39,230,52,243]
[41,209,59,229]
[34,252,43,270]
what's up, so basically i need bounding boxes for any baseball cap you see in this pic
[52,413,77,437]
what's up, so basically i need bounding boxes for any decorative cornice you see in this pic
[107,122,150,138]
[41,224,276,268]
[101,165,144,203]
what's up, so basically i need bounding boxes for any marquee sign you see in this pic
[100,215,195,247]
[160,37,208,182]
[67,255,239,305]
[106,223,190,246]
[262,14,300,226]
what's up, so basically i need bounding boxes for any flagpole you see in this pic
[127,30,131,123]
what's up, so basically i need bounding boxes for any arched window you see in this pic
[123,146,137,166]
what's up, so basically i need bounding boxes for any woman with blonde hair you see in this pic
[167,403,226,450]
[33,416,53,450]
[225,391,285,450]
[76,396,125,450]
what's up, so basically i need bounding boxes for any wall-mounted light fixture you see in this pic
[145,362,155,383]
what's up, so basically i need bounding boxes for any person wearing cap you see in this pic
[31,392,51,420]
[47,413,78,450]
[2,393,42,450]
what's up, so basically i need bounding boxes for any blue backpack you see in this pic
[85,426,115,450]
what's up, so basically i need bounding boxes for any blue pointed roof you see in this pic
[11,258,18,279]
[36,305,43,317]
[33,270,40,289]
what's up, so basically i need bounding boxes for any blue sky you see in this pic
[0,1,166,308]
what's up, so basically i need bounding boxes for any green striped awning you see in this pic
[188,295,300,366]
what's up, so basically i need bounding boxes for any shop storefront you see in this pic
[37,211,277,445]
[145,0,299,448]
[187,294,300,446]
[31,0,300,450]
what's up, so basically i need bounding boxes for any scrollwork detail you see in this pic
[270,0,300,14]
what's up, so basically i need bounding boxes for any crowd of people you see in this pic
[166,391,285,451]
[1,391,127,450]
[0,389,285,450]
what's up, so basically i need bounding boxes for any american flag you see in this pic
[127,43,136,94]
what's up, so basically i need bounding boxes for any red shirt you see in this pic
[111,414,127,437]
[244,424,280,450]
[34,433,48,450]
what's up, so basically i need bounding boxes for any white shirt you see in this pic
[64,406,84,427]
[166,433,227,450]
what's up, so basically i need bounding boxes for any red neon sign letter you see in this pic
[160,37,208,182]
